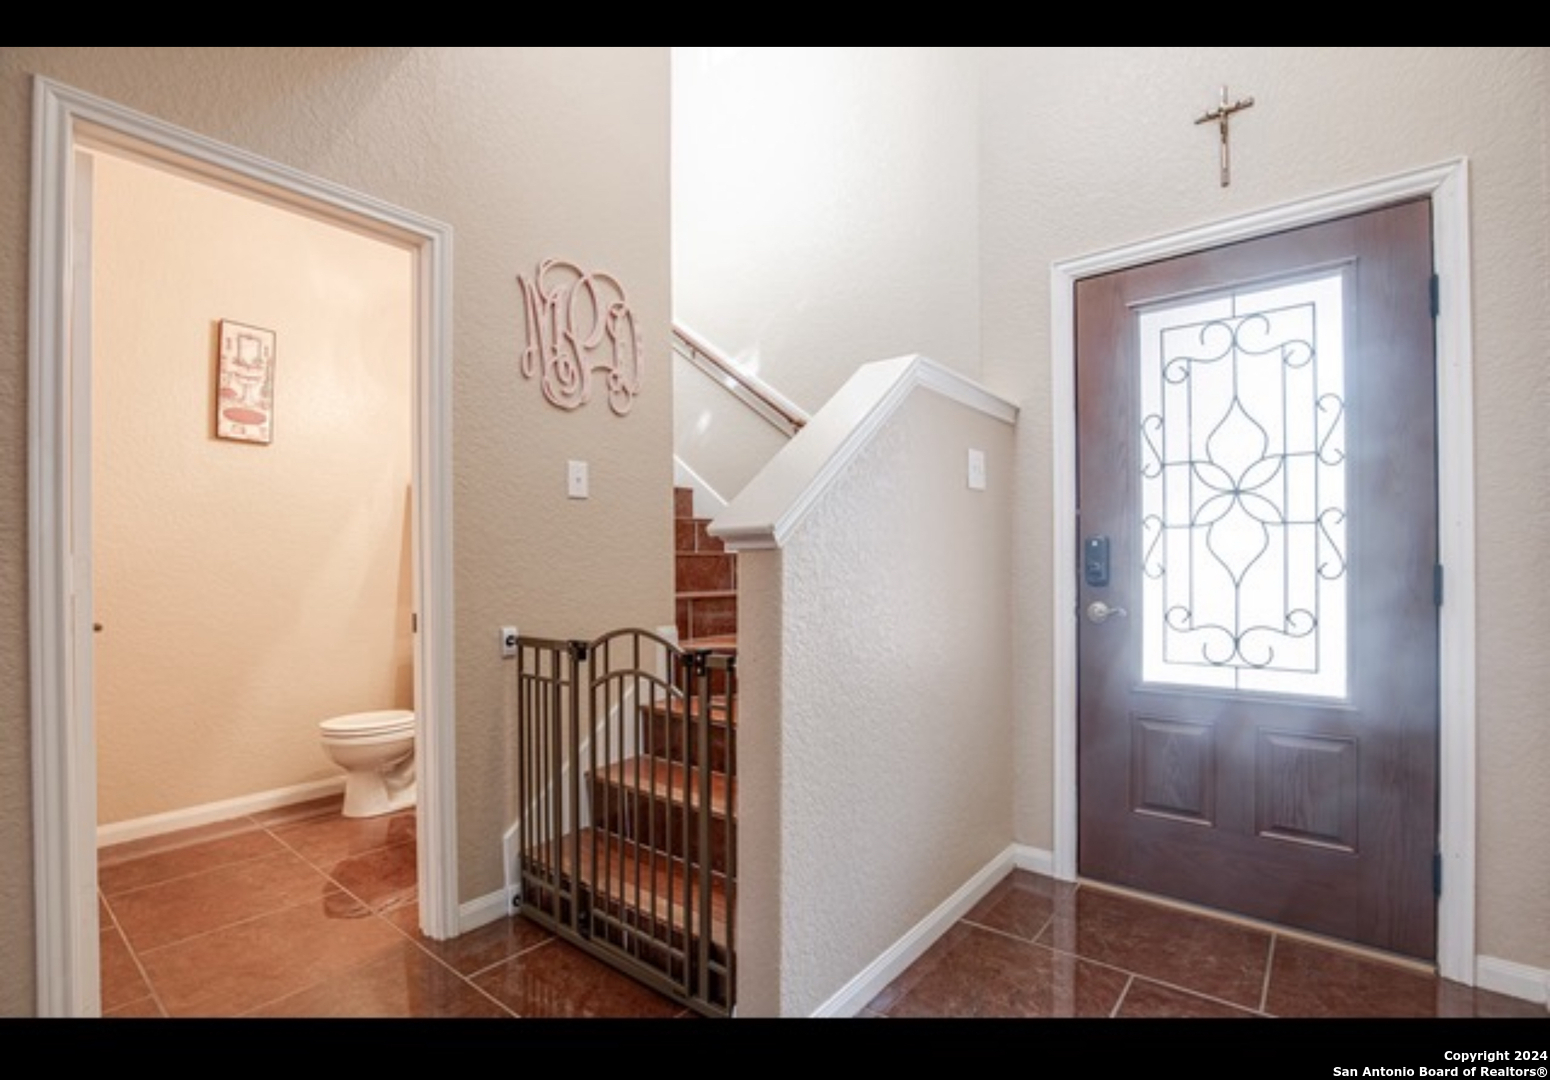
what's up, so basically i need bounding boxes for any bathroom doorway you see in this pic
[89,145,418,846]
[29,78,458,1016]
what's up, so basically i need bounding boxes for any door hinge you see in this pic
[1434,565,1445,607]
[1433,851,1443,897]
[1430,273,1441,318]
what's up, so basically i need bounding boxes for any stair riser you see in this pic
[641,708,732,772]
[589,785,733,876]
[676,553,737,593]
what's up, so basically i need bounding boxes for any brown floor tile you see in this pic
[1038,886,1272,1010]
[98,822,285,895]
[1266,936,1533,1019]
[471,938,684,1018]
[1117,977,1261,1018]
[271,807,416,867]
[869,923,1131,1018]
[963,869,1075,941]
[384,903,555,976]
[326,840,418,912]
[103,996,165,1018]
[108,849,337,952]
[138,892,405,1016]
[246,940,512,1018]
[99,926,151,1012]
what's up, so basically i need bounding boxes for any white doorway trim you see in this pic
[28,76,460,1017]
[1049,160,1476,985]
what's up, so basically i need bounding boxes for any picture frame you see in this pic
[216,319,276,444]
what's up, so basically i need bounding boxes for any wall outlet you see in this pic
[567,459,589,499]
[500,625,519,658]
[967,448,987,491]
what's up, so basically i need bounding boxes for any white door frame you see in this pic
[28,76,460,1017]
[1049,160,1477,985]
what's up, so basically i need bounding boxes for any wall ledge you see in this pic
[709,355,1018,552]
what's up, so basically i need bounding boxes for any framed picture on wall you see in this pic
[216,319,276,444]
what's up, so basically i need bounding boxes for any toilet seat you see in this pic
[320,709,414,740]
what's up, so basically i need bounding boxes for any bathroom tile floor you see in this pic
[99,797,1547,1024]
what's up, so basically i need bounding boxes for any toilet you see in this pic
[319,709,416,818]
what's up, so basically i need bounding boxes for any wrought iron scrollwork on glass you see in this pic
[1138,274,1349,697]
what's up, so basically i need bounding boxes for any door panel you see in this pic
[1075,199,1439,960]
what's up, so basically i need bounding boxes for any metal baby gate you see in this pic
[512,629,736,1016]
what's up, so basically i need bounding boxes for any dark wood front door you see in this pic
[1075,199,1440,960]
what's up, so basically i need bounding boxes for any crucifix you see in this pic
[1195,85,1255,187]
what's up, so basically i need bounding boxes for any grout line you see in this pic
[1109,974,1136,1018]
[98,837,296,901]
[1261,933,1279,1016]
[1029,926,1270,1016]
[99,890,169,1018]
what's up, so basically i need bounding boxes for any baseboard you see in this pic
[809,843,1041,1017]
[460,886,513,936]
[1477,955,1550,1010]
[1011,842,1055,879]
[96,777,346,848]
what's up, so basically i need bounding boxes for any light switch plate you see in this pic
[567,460,589,499]
[967,448,987,491]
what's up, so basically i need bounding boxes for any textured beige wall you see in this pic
[91,150,413,825]
[754,390,1015,1015]
[672,46,982,413]
[0,47,672,1015]
[981,47,1550,974]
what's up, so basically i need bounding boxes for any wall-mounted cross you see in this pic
[1195,86,1255,188]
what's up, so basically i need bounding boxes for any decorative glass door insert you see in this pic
[1137,270,1347,698]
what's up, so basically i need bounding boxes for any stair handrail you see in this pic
[672,322,809,439]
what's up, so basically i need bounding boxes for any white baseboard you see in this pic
[1011,843,1055,879]
[460,887,513,936]
[1477,955,1550,1010]
[96,777,346,848]
[808,843,1040,1017]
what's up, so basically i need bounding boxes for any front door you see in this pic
[1075,199,1439,960]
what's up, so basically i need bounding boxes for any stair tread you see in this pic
[676,589,737,601]
[594,756,733,817]
[529,828,729,949]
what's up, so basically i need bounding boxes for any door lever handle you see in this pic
[1086,601,1128,624]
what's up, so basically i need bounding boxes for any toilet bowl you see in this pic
[319,709,416,818]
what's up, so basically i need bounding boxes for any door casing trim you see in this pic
[28,76,460,1016]
[1049,160,1476,984]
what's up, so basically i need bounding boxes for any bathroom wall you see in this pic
[90,149,414,826]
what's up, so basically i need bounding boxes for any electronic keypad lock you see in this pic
[1084,535,1110,588]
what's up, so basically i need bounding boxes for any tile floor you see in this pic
[98,795,690,1019]
[99,798,1546,1021]
[865,869,1546,1020]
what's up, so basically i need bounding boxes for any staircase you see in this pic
[511,486,738,1015]
[674,485,738,652]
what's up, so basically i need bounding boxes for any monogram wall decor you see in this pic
[518,259,642,416]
